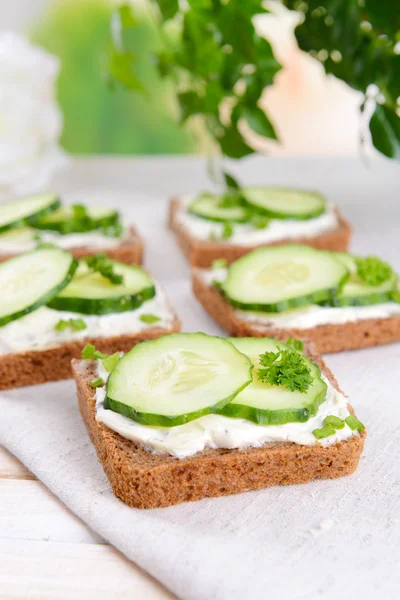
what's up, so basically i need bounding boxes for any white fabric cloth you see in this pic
[0,160,399,600]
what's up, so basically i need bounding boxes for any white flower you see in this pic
[0,32,68,195]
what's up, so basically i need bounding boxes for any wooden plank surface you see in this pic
[0,446,175,599]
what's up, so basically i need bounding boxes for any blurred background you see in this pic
[0,0,363,158]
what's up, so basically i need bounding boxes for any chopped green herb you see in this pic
[211,258,228,270]
[323,415,345,430]
[102,352,120,372]
[139,313,161,324]
[345,415,366,432]
[312,424,336,440]
[90,377,105,388]
[102,221,123,238]
[72,204,88,220]
[222,222,233,239]
[286,338,304,352]
[85,253,123,284]
[82,343,108,360]
[223,170,241,191]
[257,347,313,393]
[211,279,223,288]
[250,214,270,229]
[355,255,393,286]
[55,318,87,332]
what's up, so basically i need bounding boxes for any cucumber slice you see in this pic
[0,194,60,234]
[222,245,349,312]
[104,333,253,427]
[242,187,326,220]
[217,338,327,425]
[188,193,249,223]
[0,247,77,327]
[33,205,119,234]
[48,261,156,315]
[328,253,398,307]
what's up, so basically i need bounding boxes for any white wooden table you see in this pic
[1,155,399,599]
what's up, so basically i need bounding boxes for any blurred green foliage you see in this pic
[31,0,195,154]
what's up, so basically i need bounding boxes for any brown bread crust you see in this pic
[192,270,400,354]
[169,198,352,267]
[0,226,143,265]
[0,317,180,390]
[72,342,365,509]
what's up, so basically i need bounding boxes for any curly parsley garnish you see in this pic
[85,253,123,284]
[355,256,393,286]
[257,346,313,393]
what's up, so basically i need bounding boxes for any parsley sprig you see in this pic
[355,256,393,286]
[257,346,313,393]
[85,253,124,285]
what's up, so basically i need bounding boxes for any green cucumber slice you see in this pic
[47,261,155,315]
[188,193,249,223]
[242,187,326,220]
[104,333,253,427]
[222,245,349,312]
[0,247,77,327]
[0,194,60,234]
[33,205,119,234]
[217,338,327,425]
[328,253,398,307]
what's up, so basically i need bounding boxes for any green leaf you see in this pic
[218,127,254,159]
[242,106,277,140]
[223,171,241,190]
[85,253,124,285]
[107,51,144,92]
[355,255,393,286]
[156,0,179,21]
[257,347,314,393]
[369,104,400,159]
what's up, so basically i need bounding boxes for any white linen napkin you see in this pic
[0,190,399,599]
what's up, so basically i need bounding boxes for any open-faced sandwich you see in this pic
[192,245,400,353]
[72,333,366,509]
[170,187,351,267]
[0,246,179,389]
[0,192,142,264]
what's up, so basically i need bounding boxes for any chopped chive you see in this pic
[250,214,270,229]
[82,343,108,360]
[312,424,336,440]
[139,313,161,324]
[90,377,104,388]
[222,222,233,239]
[211,279,223,288]
[323,415,345,430]
[102,352,120,372]
[345,415,366,432]
[211,258,228,270]
[55,318,86,332]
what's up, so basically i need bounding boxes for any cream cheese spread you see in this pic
[175,196,339,246]
[95,362,357,459]
[200,268,400,330]
[0,285,174,354]
[0,226,129,255]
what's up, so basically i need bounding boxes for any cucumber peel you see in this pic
[0,194,60,234]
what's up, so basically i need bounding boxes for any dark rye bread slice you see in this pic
[169,197,351,267]
[72,342,365,509]
[192,270,400,354]
[0,317,180,391]
[0,226,143,265]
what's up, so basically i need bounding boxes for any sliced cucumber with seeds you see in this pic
[0,193,60,234]
[0,247,77,327]
[104,333,253,427]
[327,253,398,307]
[222,245,349,312]
[33,205,119,234]
[242,187,326,220]
[217,338,327,425]
[188,193,249,223]
[47,261,155,315]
